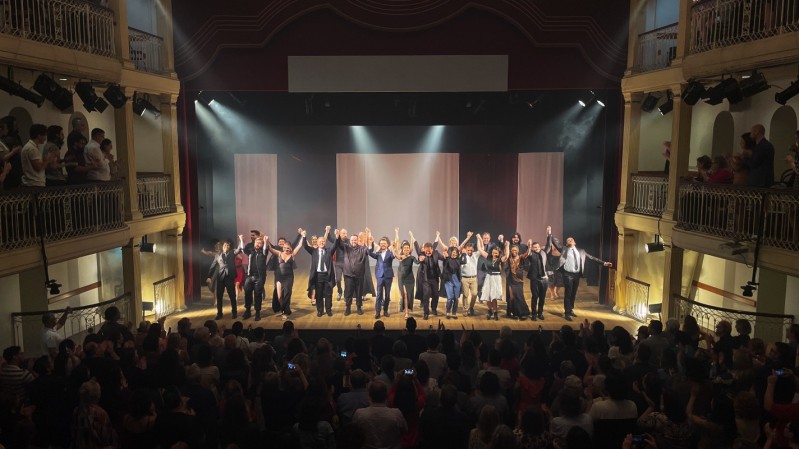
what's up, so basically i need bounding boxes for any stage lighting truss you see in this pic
[776,78,799,105]
[0,74,44,107]
[33,74,73,111]
[740,70,769,98]
[658,92,673,115]
[75,82,111,113]
[704,77,742,105]
[682,80,706,106]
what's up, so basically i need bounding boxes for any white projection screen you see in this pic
[516,152,564,244]
[336,153,460,245]
[234,154,278,243]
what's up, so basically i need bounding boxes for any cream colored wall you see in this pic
[638,107,673,171]
[689,74,799,176]
[133,111,165,172]
[695,254,757,311]
[0,87,117,160]
[47,254,101,310]
[628,231,666,306]
[0,274,21,351]
[785,275,799,321]
[139,231,169,304]
[98,247,124,299]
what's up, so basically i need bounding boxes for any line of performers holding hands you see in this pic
[206,225,612,324]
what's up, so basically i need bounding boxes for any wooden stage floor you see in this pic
[166,273,642,334]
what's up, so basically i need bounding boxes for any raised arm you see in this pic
[459,231,474,251]
[408,230,416,248]
[266,237,282,256]
[584,250,612,267]
[476,236,488,258]
[501,240,510,262]
[292,231,306,256]
[302,234,315,255]
[435,231,447,251]
[321,225,331,245]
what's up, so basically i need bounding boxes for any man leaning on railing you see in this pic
[42,307,71,358]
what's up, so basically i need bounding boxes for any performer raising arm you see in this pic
[412,231,445,320]
[549,228,612,321]
[477,236,507,321]
[504,241,531,321]
[368,228,396,319]
[394,228,419,319]
[266,231,305,321]
[304,226,336,317]
[337,228,370,316]
[458,231,481,317]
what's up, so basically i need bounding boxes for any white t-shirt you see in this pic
[588,398,638,420]
[41,327,62,356]
[21,140,45,187]
[85,140,110,181]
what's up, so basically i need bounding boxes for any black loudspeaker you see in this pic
[33,74,73,111]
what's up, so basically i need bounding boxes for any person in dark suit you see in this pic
[304,226,336,317]
[525,231,551,321]
[239,233,272,321]
[368,231,396,319]
[549,229,612,321]
[328,228,349,300]
[743,123,775,187]
[413,231,445,320]
[206,239,241,320]
[336,228,370,316]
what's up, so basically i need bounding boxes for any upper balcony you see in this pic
[688,0,799,55]
[631,23,679,74]
[0,0,177,91]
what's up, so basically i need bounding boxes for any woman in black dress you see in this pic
[505,242,531,320]
[545,231,564,299]
[394,228,418,319]
[267,231,305,321]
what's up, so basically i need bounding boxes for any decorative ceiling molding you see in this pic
[174,0,627,84]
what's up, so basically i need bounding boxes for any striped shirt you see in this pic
[0,365,34,402]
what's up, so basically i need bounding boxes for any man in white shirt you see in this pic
[20,124,49,187]
[458,232,481,316]
[85,128,109,181]
[550,229,612,321]
[41,308,71,358]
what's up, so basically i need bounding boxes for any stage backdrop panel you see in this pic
[517,152,564,245]
[234,154,278,244]
[336,153,459,244]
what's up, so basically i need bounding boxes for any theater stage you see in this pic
[165,273,643,335]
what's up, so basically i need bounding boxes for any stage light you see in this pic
[46,279,61,295]
[641,93,659,112]
[682,80,705,106]
[133,94,161,118]
[0,74,44,107]
[93,98,109,113]
[579,90,597,108]
[775,79,799,105]
[140,236,156,253]
[197,91,214,106]
[103,84,128,108]
[740,70,769,97]
[658,94,673,115]
[597,99,606,108]
[704,78,742,105]
[644,235,665,253]
[741,282,757,297]
[75,82,102,112]
[33,74,73,111]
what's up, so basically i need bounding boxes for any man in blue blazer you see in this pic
[368,229,396,319]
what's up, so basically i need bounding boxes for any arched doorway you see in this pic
[770,106,798,183]
[711,111,734,158]
[7,107,33,142]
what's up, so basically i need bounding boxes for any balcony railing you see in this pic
[11,292,131,353]
[152,275,177,320]
[0,0,116,57]
[677,181,799,252]
[629,173,669,216]
[137,173,171,217]
[690,0,799,54]
[129,27,165,73]
[672,294,793,338]
[0,182,125,251]
[632,23,678,73]
[625,277,651,323]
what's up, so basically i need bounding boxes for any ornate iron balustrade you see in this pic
[0,189,36,251]
[632,23,678,73]
[152,275,177,320]
[672,293,793,337]
[0,182,124,251]
[625,277,651,323]
[0,0,116,57]
[136,174,171,217]
[11,292,131,353]
[690,0,799,54]
[128,27,165,73]
[677,181,799,251]
[630,174,669,216]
